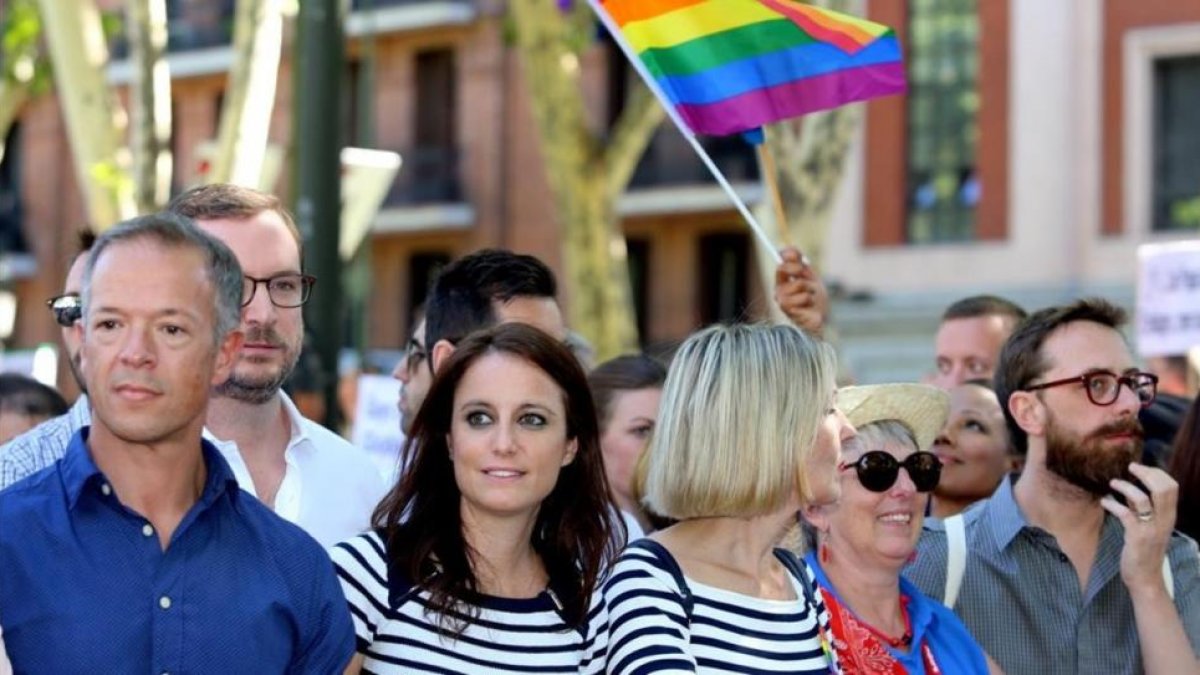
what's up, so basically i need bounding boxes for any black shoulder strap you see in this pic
[773,548,820,613]
[628,539,694,623]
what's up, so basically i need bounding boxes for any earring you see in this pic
[819,543,831,564]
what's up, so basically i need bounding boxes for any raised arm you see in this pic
[1104,464,1200,674]
[773,246,828,337]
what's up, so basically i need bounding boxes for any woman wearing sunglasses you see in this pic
[801,384,1000,674]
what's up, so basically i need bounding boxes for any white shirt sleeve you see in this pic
[0,624,13,675]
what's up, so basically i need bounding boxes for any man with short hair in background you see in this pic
[930,294,1027,389]
[169,184,384,546]
[424,248,567,373]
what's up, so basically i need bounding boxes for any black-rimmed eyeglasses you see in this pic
[242,274,316,308]
[47,293,82,327]
[1024,370,1158,408]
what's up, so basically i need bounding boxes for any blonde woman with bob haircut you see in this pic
[602,323,855,674]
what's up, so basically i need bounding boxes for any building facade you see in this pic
[3,0,1199,389]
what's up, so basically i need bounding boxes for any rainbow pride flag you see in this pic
[598,0,906,137]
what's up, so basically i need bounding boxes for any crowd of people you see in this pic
[0,182,1197,674]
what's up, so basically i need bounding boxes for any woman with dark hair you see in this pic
[1169,396,1200,543]
[331,323,622,674]
[588,354,667,537]
[929,380,1020,518]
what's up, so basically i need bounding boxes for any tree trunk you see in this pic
[507,0,663,360]
[209,0,284,187]
[126,0,172,212]
[35,0,136,230]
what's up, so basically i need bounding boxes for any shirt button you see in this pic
[100,483,112,496]
[159,596,172,610]
[142,524,154,537]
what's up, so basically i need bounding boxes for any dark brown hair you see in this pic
[372,322,622,633]
[993,297,1127,455]
[587,354,667,429]
[942,294,1027,324]
[166,183,303,263]
[1170,397,1200,541]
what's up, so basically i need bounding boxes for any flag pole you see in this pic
[586,0,782,264]
[756,142,791,248]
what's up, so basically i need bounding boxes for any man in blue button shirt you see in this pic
[0,213,355,673]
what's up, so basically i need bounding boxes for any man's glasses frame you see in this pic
[839,450,943,493]
[46,293,82,328]
[1023,370,1158,408]
[242,274,317,308]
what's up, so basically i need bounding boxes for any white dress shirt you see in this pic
[210,392,388,547]
[0,625,11,675]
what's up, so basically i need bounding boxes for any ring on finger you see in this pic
[1136,511,1154,523]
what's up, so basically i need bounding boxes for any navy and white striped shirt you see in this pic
[603,542,836,674]
[331,531,607,674]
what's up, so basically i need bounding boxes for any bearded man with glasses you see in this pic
[907,297,1200,675]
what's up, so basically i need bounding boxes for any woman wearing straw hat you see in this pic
[801,384,1000,674]
[603,323,854,674]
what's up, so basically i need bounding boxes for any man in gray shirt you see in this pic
[908,297,1200,674]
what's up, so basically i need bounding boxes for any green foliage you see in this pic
[0,0,51,95]
[1172,195,1200,230]
[503,2,595,55]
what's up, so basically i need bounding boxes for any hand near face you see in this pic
[773,246,828,337]
[1100,463,1179,596]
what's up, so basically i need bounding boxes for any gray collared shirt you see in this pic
[906,477,1200,675]
[0,395,89,491]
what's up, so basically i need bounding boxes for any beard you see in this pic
[1044,413,1143,498]
[214,325,301,404]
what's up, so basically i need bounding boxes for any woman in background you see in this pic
[929,380,1019,518]
[588,354,667,538]
[1169,395,1200,542]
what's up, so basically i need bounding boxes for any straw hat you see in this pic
[837,384,950,452]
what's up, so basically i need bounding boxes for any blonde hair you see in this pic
[642,323,837,519]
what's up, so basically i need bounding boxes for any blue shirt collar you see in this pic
[980,474,1027,551]
[59,427,241,511]
[805,551,941,649]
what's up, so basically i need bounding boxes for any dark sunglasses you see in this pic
[839,450,942,493]
[46,293,82,328]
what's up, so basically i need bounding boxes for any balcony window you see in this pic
[905,0,979,243]
[109,0,234,58]
[383,146,462,205]
[698,233,750,325]
[1152,54,1200,231]
[630,130,759,189]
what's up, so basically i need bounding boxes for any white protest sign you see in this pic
[1137,241,1200,357]
[351,373,406,484]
